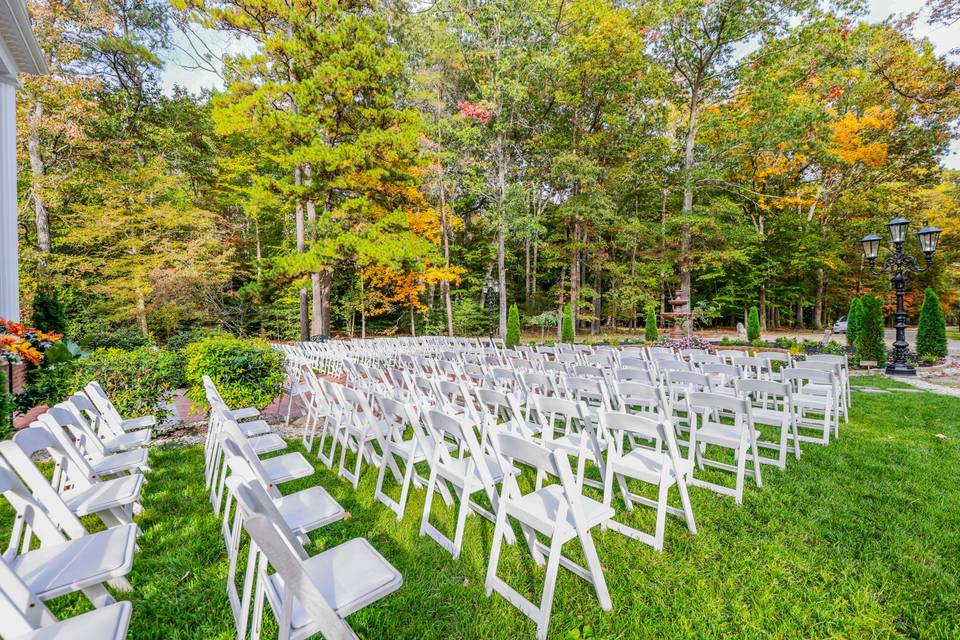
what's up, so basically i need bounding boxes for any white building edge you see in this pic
[0,0,46,321]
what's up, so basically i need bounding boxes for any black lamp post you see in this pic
[861,217,941,375]
[482,275,500,340]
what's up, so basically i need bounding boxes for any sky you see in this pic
[159,0,960,168]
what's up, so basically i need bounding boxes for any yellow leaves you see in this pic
[828,106,895,168]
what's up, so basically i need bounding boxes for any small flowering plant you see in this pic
[0,319,63,365]
[653,334,714,352]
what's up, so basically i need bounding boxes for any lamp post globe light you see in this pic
[860,217,941,375]
[482,275,500,340]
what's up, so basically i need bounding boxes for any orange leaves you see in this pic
[828,106,895,168]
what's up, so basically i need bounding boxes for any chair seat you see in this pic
[231,407,261,421]
[696,422,759,448]
[752,407,790,426]
[439,454,504,486]
[12,525,137,600]
[119,415,155,432]
[792,393,831,409]
[101,429,150,453]
[18,601,132,640]
[61,474,144,516]
[277,486,345,534]
[261,453,313,484]
[90,448,149,477]
[268,538,403,628]
[507,485,614,540]
[238,420,271,438]
[548,433,607,455]
[615,448,692,482]
[249,433,287,455]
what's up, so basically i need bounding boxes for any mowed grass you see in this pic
[5,389,960,639]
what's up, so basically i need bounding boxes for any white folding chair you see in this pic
[485,433,613,640]
[419,410,510,559]
[83,382,155,435]
[372,396,431,520]
[0,460,137,608]
[63,394,150,453]
[231,480,402,640]
[783,368,838,444]
[1,428,142,532]
[600,411,696,550]
[37,410,148,478]
[686,392,763,504]
[0,557,132,639]
[736,378,800,469]
[530,395,607,490]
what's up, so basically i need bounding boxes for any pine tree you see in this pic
[31,286,67,335]
[505,303,521,347]
[846,297,864,348]
[856,294,886,364]
[561,304,575,344]
[645,305,658,342]
[916,288,947,360]
[747,306,761,342]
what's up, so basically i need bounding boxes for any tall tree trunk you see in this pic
[524,236,531,307]
[409,306,417,337]
[439,183,454,337]
[28,101,50,261]
[570,222,580,337]
[532,238,538,300]
[305,165,322,338]
[814,267,825,329]
[680,81,700,316]
[495,132,507,337]
[135,288,148,336]
[295,166,308,341]
[319,190,333,337]
[254,219,262,277]
[592,267,600,335]
[359,271,366,339]
[796,302,804,328]
[759,284,767,331]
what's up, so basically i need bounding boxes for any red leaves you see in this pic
[457,100,493,125]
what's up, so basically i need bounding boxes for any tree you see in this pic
[747,306,761,341]
[505,303,521,347]
[31,286,67,335]
[645,305,659,342]
[856,294,886,364]
[846,297,864,349]
[916,288,947,360]
[561,304,575,343]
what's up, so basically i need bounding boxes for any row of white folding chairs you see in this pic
[294,368,744,639]
[200,376,404,639]
[0,382,154,638]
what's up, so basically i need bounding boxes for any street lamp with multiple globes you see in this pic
[482,275,500,340]
[860,217,941,375]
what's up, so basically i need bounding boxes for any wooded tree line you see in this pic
[15,0,960,341]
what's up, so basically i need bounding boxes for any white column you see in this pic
[0,80,19,321]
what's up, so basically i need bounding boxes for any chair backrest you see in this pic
[425,410,498,491]
[736,378,792,410]
[687,391,752,424]
[783,367,836,389]
[520,372,557,397]
[84,381,123,426]
[241,512,356,640]
[564,376,612,411]
[530,394,600,445]
[217,423,283,500]
[0,555,58,635]
[5,426,95,504]
[615,381,668,420]
[620,357,650,369]
[667,370,711,392]
[700,363,741,386]
[0,459,78,561]
[45,400,107,459]
[32,413,100,480]
[599,410,683,465]
[658,359,692,374]
[223,460,306,558]
[573,365,605,380]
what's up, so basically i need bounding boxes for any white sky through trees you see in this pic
[159,0,960,168]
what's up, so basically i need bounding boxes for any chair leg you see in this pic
[535,535,565,640]
[653,480,669,552]
[676,477,697,535]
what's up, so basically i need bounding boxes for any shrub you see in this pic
[31,286,68,335]
[80,326,154,351]
[0,367,12,439]
[644,305,658,342]
[561,304,574,343]
[916,288,947,360]
[74,347,180,422]
[166,327,228,353]
[856,294,886,364]
[747,306,761,342]
[15,361,81,413]
[846,297,864,348]
[505,304,521,347]
[184,336,284,410]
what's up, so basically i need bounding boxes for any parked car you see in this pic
[833,316,848,333]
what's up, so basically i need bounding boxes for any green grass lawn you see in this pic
[7,389,960,639]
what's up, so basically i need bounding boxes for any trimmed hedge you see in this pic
[505,304,521,347]
[856,294,886,364]
[645,305,658,342]
[74,347,180,422]
[184,336,284,410]
[561,304,574,344]
[747,306,761,342]
[916,288,947,360]
[846,296,864,348]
